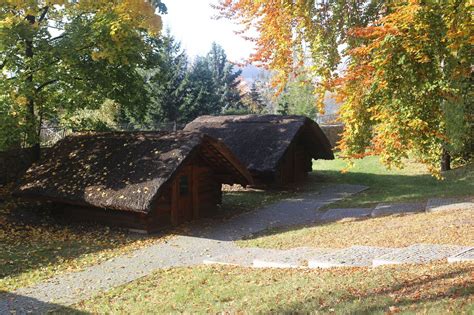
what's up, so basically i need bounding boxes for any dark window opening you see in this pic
[179,175,189,195]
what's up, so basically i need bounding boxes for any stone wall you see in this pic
[0,148,38,185]
[320,124,344,150]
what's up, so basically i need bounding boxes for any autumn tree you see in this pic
[217,0,472,175]
[0,0,166,157]
[335,1,472,174]
[215,0,384,97]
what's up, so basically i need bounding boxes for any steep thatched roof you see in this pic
[16,131,252,213]
[184,115,334,175]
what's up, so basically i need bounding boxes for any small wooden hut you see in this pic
[184,115,334,186]
[16,131,252,232]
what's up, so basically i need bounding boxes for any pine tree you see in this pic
[180,56,219,121]
[247,82,265,113]
[279,72,317,119]
[207,43,243,112]
[145,32,189,126]
[277,97,290,115]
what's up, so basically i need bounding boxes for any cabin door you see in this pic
[172,167,194,225]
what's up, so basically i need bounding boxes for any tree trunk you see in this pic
[25,15,41,161]
[441,148,451,172]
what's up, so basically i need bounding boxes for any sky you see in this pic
[161,0,255,62]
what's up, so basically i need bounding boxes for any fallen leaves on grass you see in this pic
[72,262,474,314]
[0,191,170,291]
[239,209,474,249]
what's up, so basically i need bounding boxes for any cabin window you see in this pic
[179,175,189,195]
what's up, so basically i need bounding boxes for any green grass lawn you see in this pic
[68,263,474,314]
[238,157,473,250]
[224,157,473,212]
[59,154,474,314]
[2,157,472,295]
[309,156,474,208]
[221,186,293,215]
[239,208,474,249]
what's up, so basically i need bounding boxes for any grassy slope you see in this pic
[310,156,474,208]
[239,209,474,249]
[67,158,474,314]
[70,263,473,314]
[223,157,474,213]
[2,157,472,293]
[239,158,473,249]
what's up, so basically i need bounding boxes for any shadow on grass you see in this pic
[273,265,474,314]
[0,291,88,314]
[308,163,473,208]
[239,214,374,242]
[0,200,158,285]
[2,163,471,287]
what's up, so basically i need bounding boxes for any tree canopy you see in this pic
[217,0,472,175]
[140,32,190,126]
[121,40,244,126]
[0,0,166,154]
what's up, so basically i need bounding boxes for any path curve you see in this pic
[0,184,367,313]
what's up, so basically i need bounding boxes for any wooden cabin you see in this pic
[16,131,252,233]
[184,115,334,186]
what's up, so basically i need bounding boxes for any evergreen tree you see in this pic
[207,43,243,112]
[246,82,265,113]
[120,41,245,125]
[145,33,189,126]
[180,56,219,121]
[277,95,290,115]
[279,72,317,119]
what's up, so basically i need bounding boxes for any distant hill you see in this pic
[238,64,267,82]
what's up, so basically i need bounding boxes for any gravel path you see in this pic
[0,184,367,314]
[372,244,471,266]
[206,244,472,269]
[426,197,474,213]
[1,237,238,313]
[189,184,368,240]
[2,187,471,313]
